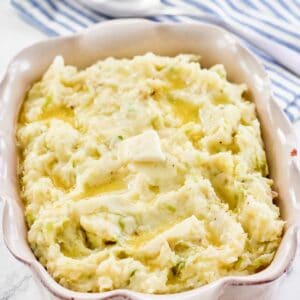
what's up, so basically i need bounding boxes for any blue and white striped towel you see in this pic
[11,0,300,123]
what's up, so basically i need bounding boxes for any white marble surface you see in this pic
[0,1,299,299]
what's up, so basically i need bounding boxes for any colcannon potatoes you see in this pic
[17,54,284,293]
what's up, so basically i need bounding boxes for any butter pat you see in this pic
[117,130,166,162]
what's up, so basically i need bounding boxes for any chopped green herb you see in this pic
[46,222,54,231]
[118,135,124,140]
[126,269,137,285]
[171,261,185,276]
[128,104,136,112]
[26,211,35,226]
[165,204,176,213]
[130,269,137,278]
[119,218,125,230]
[149,185,160,193]
[43,95,52,108]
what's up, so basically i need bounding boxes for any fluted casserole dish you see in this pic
[0,20,299,300]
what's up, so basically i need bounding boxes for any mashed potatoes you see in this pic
[17,54,284,294]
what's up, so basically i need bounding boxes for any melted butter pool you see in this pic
[83,178,127,198]
[169,100,199,124]
[38,106,74,125]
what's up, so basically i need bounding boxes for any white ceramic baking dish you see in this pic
[0,19,299,300]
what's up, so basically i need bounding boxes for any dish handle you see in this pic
[1,193,30,264]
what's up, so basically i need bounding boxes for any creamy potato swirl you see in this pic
[17,54,284,293]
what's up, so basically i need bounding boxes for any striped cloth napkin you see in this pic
[11,0,300,124]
